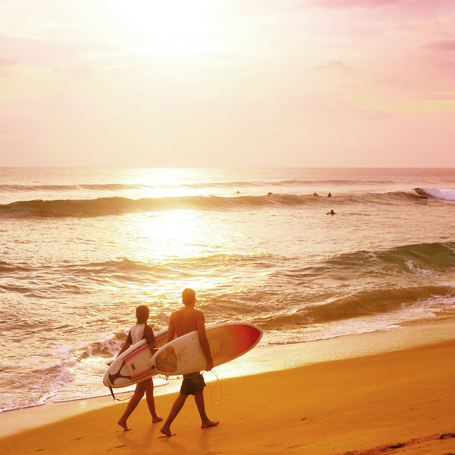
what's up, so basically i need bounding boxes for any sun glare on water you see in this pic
[112,168,244,297]
[124,168,213,257]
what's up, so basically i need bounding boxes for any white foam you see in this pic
[75,331,126,361]
[417,188,455,201]
[405,259,433,276]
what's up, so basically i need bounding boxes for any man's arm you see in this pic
[167,313,176,343]
[196,312,213,371]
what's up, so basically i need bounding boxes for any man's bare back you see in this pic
[169,307,205,338]
[168,305,213,371]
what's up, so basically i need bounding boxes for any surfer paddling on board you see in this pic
[160,288,219,437]
[114,305,162,430]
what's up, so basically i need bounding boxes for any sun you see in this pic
[114,0,217,53]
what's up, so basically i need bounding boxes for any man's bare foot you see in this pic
[118,419,130,431]
[160,427,175,437]
[201,420,219,429]
[153,416,163,423]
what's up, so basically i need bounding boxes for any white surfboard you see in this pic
[150,322,263,376]
[103,327,168,388]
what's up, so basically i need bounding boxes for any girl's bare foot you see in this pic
[201,420,219,429]
[153,416,163,423]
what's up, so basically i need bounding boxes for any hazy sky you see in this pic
[1,0,455,167]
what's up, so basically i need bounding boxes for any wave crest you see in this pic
[413,188,455,200]
[0,190,441,218]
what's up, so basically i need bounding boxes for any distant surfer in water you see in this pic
[413,188,427,198]
[327,192,332,197]
[115,305,162,430]
[160,289,219,437]
[327,209,336,215]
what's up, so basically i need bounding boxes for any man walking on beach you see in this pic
[160,288,219,437]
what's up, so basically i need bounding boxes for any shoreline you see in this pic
[2,317,455,438]
[1,317,455,454]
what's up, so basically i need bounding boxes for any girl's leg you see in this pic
[118,381,147,430]
[145,378,162,422]
[160,393,188,437]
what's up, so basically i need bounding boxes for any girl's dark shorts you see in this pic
[180,372,206,396]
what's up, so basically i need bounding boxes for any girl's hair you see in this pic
[136,305,149,324]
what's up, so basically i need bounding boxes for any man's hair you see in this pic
[182,288,196,305]
[136,305,149,324]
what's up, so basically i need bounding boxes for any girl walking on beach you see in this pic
[114,305,162,430]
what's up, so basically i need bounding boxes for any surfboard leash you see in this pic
[108,380,150,402]
[207,369,223,404]
[108,386,137,402]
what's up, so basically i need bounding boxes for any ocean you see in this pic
[1,167,455,413]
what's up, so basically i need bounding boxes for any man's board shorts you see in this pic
[180,372,206,396]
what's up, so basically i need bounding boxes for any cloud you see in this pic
[0,36,87,67]
[425,40,455,51]
[0,56,17,77]
[0,57,16,66]
[309,0,455,12]
[314,60,350,72]
[420,39,455,83]
[310,0,402,9]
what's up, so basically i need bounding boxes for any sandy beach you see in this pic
[1,323,455,455]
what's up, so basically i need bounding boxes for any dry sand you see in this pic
[1,325,455,455]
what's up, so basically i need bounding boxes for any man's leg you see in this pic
[160,393,188,437]
[194,392,219,429]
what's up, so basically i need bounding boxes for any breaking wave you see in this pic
[0,190,446,218]
[413,188,455,200]
[0,178,401,193]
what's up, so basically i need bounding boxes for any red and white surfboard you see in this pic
[150,322,263,376]
[103,327,168,388]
